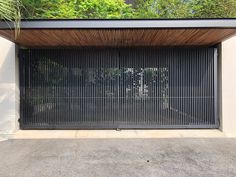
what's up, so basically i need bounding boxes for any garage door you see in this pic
[19,48,218,129]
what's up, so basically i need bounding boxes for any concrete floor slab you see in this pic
[0,138,236,177]
[12,130,77,139]
[10,130,226,139]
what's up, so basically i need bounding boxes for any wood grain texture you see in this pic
[1,28,236,47]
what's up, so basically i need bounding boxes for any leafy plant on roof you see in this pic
[191,0,236,18]
[0,0,22,36]
[8,0,236,19]
[133,0,191,18]
[21,0,135,19]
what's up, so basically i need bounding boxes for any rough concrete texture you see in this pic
[0,138,236,177]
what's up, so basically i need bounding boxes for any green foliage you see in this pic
[77,0,134,18]
[133,0,159,18]
[155,0,191,18]
[0,0,22,36]
[21,0,236,19]
[22,0,134,19]
[191,0,236,18]
[0,0,22,20]
[0,0,22,25]
[40,0,77,18]
[21,0,42,18]
[22,0,77,18]
[133,0,191,18]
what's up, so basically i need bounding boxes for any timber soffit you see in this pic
[1,19,236,47]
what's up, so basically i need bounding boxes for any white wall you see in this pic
[221,35,236,136]
[0,37,19,134]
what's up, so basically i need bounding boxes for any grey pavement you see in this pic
[0,138,236,177]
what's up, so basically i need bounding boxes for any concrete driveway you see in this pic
[0,137,236,177]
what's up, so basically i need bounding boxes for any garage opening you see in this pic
[19,47,218,129]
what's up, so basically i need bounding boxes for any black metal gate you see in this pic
[19,48,219,129]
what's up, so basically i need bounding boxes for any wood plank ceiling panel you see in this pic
[0,29,236,47]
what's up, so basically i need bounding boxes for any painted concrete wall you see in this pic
[221,35,236,136]
[0,37,19,134]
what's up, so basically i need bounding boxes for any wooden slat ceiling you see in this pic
[1,28,236,47]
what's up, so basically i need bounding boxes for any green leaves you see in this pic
[21,0,134,19]
[77,0,134,18]
[21,0,78,18]
[20,0,236,19]
[191,0,236,18]
[0,0,21,21]
[133,0,191,18]
[0,0,22,37]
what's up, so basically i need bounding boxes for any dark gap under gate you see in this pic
[19,47,219,129]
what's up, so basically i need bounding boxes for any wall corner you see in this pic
[221,35,236,136]
[0,37,19,134]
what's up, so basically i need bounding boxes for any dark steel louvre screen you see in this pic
[19,48,218,129]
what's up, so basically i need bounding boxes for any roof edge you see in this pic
[1,19,236,29]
